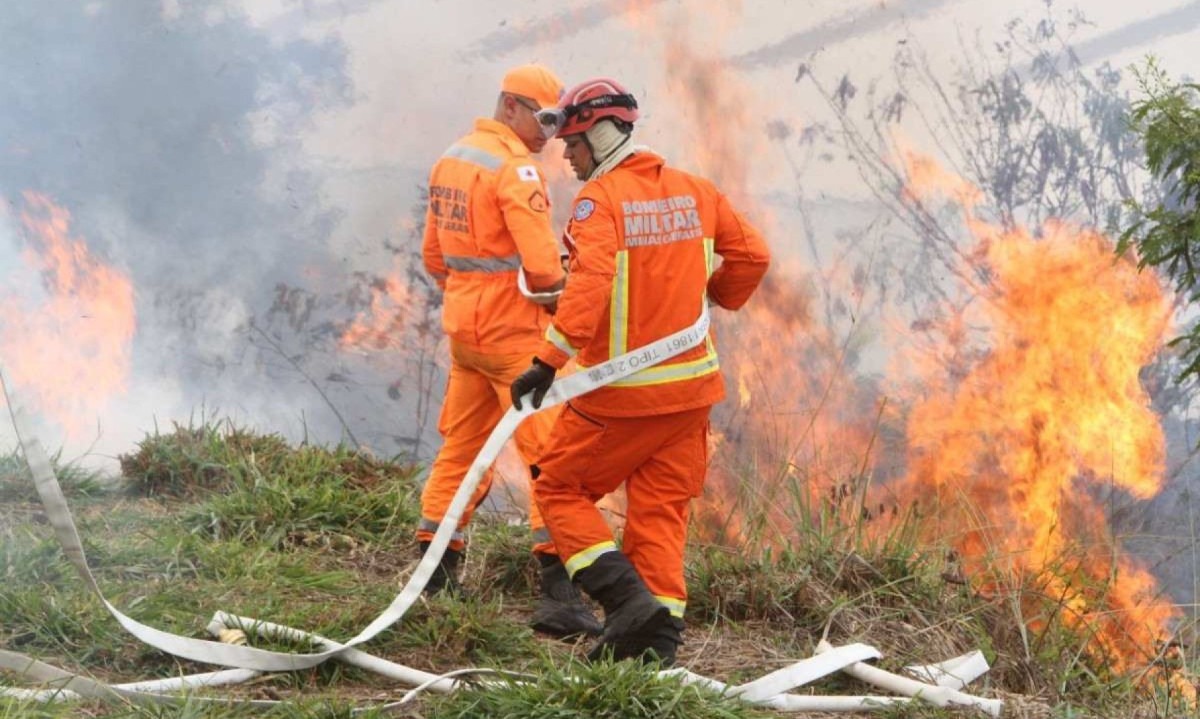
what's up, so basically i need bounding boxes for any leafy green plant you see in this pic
[1118,57,1200,383]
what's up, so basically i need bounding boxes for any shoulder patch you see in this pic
[529,190,548,212]
[516,164,540,182]
[573,198,596,221]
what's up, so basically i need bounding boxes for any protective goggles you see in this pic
[534,108,568,140]
[534,93,639,140]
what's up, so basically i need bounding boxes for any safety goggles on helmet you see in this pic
[534,108,567,140]
[534,93,639,139]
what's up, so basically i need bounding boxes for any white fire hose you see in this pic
[0,306,1001,715]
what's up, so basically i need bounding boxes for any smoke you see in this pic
[2,1,1197,512]
[1025,1,1200,74]
[728,0,960,69]
[0,1,365,458]
[2,3,349,265]
[0,0,1194,652]
[464,0,672,59]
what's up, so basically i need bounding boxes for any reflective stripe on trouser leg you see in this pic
[563,541,618,579]
[655,595,687,619]
[621,406,709,616]
[416,518,466,547]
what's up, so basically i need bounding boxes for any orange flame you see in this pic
[595,0,886,549]
[889,148,1178,673]
[339,266,412,351]
[0,192,135,438]
[407,3,1184,683]
[581,15,1182,684]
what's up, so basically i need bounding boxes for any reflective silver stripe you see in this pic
[531,527,552,545]
[442,143,504,172]
[655,595,686,618]
[545,324,578,357]
[443,254,521,272]
[418,518,465,544]
[609,250,629,356]
[564,540,617,578]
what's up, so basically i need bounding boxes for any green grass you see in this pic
[0,416,1193,718]
[0,447,107,502]
[118,417,293,497]
[426,657,776,719]
[179,444,420,550]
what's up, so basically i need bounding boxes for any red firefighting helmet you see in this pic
[534,77,639,139]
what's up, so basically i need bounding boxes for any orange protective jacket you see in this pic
[536,152,770,416]
[423,118,565,353]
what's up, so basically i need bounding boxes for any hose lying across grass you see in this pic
[0,308,1001,715]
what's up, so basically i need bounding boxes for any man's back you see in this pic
[423,118,562,354]
[545,151,770,417]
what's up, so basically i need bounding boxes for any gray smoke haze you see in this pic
[3,3,1200,626]
[0,1,398,458]
[2,2,349,267]
[465,0,672,59]
[1021,1,1200,75]
[730,0,959,69]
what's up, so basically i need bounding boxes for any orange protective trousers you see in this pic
[418,340,559,554]
[532,404,710,617]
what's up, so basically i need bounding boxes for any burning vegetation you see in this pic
[2,1,1198,716]
[892,148,1178,678]
[331,2,1196,696]
[0,192,135,439]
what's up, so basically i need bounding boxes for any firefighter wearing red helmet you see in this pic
[514,77,772,666]
[534,77,641,181]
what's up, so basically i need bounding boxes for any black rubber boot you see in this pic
[642,617,684,668]
[419,541,466,598]
[575,552,672,662]
[530,554,603,639]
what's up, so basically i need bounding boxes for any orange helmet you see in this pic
[534,77,639,139]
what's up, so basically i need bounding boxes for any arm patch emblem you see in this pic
[517,165,540,182]
[529,190,548,212]
[573,198,596,221]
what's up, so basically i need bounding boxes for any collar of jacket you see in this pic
[597,148,665,177]
[473,117,530,157]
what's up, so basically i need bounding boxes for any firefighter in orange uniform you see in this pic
[511,77,771,665]
[419,64,601,639]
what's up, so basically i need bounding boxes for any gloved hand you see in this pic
[511,358,557,410]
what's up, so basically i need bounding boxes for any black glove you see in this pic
[511,358,557,410]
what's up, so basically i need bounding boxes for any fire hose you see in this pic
[0,306,1001,715]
